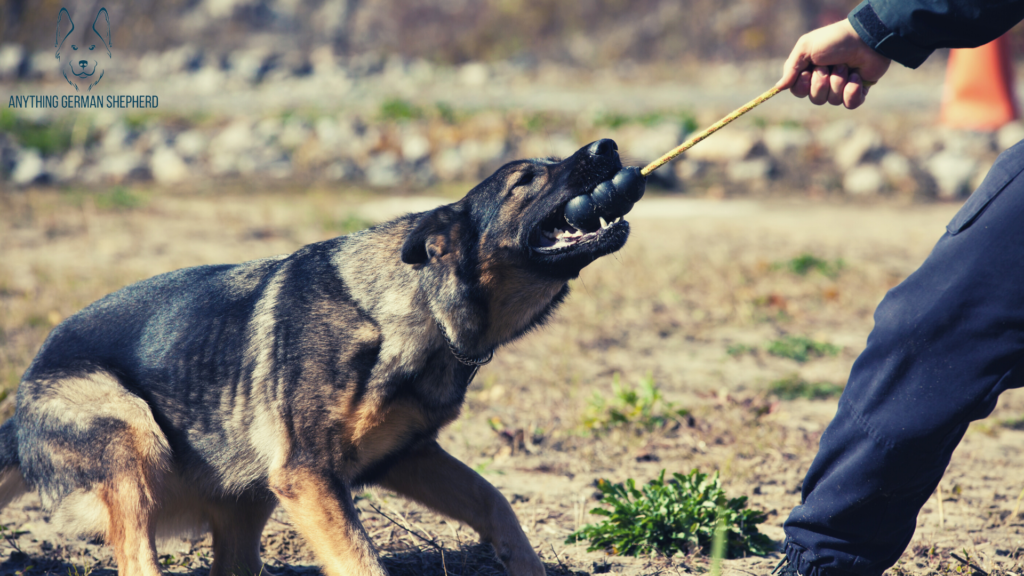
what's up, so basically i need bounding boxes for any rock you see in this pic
[460,138,506,164]
[98,152,149,182]
[151,147,190,184]
[458,62,489,86]
[880,152,913,181]
[0,44,24,78]
[764,125,812,156]
[843,165,885,196]
[940,128,993,157]
[997,121,1024,151]
[613,123,682,163]
[175,130,208,159]
[683,130,759,162]
[12,149,45,185]
[55,148,85,181]
[102,123,131,154]
[315,117,342,148]
[815,120,857,149]
[673,158,706,181]
[401,131,431,162]
[365,152,401,187]
[434,148,464,180]
[834,127,883,171]
[726,158,773,182]
[279,118,311,149]
[925,151,978,199]
[209,120,254,155]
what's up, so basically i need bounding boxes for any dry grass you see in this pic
[3,185,1024,575]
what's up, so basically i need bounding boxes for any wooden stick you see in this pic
[641,86,783,177]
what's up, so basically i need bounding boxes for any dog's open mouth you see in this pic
[531,204,624,253]
[529,165,644,255]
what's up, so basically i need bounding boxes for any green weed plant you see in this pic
[767,335,840,363]
[566,469,772,558]
[582,374,689,434]
[775,254,844,278]
[769,375,844,401]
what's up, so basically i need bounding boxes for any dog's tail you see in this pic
[0,417,27,509]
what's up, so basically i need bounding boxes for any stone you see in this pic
[880,152,913,181]
[834,127,883,171]
[434,148,464,180]
[763,125,812,156]
[0,44,24,78]
[940,128,993,157]
[843,165,885,196]
[614,123,682,163]
[401,131,431,162]
[673,158,705,181]
[814,120,857,149]
[55,148,85,181]
[458,62,489,86]
[102,123,131,154]
[279,118,311,149]
[98,152,149,182]
[365,152,401,187]
[12,149,45,185]
[684,130,759,162]
[175,130,208,159]
[925,151,978,200]
[726,158,773,182]
[315,117,342,148]
[997,121,1024,151]
[209,121,254,155]
[151,147,190,184]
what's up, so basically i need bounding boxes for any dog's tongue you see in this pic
[564,166,645,231]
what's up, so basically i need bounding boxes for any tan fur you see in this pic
[269,467,388,576]
[206,499,277,576]
[479,258,565,345]
[379,441,544,576]
[100,475,162,576]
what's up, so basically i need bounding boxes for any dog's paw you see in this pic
[501,547,547,576]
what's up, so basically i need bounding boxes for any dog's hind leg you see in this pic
[0,418,28,509]
[377,441,545,576]
[17,372,171,576]
[207,497,277,576]
[269,467,388,576]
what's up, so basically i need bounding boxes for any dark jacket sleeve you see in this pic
[848,0,1024,69]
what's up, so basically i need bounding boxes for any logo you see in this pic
[55,6,112,92]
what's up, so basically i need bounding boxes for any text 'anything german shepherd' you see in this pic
[0,139,644,576]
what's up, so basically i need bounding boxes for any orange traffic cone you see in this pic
[940,35,1018,131]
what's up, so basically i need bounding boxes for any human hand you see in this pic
[776,19,892,109]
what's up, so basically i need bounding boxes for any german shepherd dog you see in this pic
[0,139,643,576]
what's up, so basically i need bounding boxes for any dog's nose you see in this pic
[78,60,87,68]
[587,139,618,157]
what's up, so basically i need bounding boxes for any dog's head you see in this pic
[403,139,641,280]
[400,139,644,348]
[55,7,112,91]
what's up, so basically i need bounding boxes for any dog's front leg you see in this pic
[378,441,545,576]
[269,467,388,576]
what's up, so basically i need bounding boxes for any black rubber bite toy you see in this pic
[564,166,646,231]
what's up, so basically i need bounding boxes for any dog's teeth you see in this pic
[599,217,608,228]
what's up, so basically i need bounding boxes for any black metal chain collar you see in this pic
[434,318,494,367]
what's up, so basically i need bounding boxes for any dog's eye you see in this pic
[513,171,536,189]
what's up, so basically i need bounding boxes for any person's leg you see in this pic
[782,141,1024,576]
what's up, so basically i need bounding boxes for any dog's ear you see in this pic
[55,8,74,59]
[93,7,112,57]
[401,206,458,265]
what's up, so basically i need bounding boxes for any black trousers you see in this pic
[783,140,1024,576]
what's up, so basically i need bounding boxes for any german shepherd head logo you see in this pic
[55,6,111,91]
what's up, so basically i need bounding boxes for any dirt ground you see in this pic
[2,185,1024,576]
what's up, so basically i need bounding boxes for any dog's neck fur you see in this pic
[335,217,567,368]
